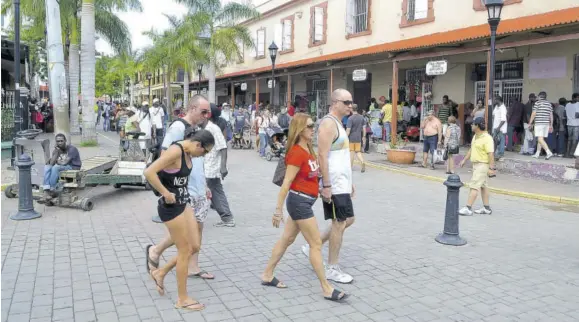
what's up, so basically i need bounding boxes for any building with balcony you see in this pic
[190,0,579,129]
[132,68,186,105]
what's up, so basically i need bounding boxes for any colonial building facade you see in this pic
[191,0,578,131]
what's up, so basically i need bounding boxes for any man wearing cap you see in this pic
[150,98,165,145]
[458,117,496,216]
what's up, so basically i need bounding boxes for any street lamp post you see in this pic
[197,63,203,95]
[146,72,152,103]
[125,76,130,103]
[268,42,279,108]
[485,0,503,134]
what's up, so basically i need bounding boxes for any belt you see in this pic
[289,190,316,200]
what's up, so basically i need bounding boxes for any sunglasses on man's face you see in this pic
[306,123,315,129]
[200,109,210,116]
[336,100,353,106]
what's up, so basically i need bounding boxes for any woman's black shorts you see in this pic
[158,203,187,222]
[286,191,317,221]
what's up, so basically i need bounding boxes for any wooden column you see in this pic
[330,68,334,92]
[484,50,491,126]
[458,103,465,145]
[231,83,235,107]
[391,61,399,145]
[287,75,292,106]
[256,79,260,112]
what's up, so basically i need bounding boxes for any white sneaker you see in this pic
[474,207,492,215]
[325,265,353,284]
[545,152,553,160]
[458,206,473,216]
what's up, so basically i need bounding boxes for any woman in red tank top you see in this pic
[260,113,347,302]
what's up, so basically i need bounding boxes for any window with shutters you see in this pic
[254,28,266,59]
[400,0,434,28]
[279,15,294,54]
[473,0,521,11]
[309,2,328,47]
[345,0,372,39]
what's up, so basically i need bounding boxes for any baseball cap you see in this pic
[473,117,485,127]
[152,98,159,104]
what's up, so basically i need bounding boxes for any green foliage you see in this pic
[80,139,98,147]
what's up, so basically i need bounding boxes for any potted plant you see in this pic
[386,134,416,164]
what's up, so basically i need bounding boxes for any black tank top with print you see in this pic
[158,142,191,206]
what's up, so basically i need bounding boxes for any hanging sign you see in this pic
[268,80,276,88]
[426,60,448,76]
[240,83,247,91]
[352,69,367,81]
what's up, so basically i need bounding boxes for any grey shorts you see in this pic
[286,190,317,221]
[190,196,210,223]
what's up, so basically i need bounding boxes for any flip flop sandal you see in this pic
[261,276,287,288]
[150,272,165,296]
[175,301,205,311]
[189,270,214,280]
[324,289,348,302]
[145,245,159,274]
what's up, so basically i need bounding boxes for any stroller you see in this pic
[265,125,286,161]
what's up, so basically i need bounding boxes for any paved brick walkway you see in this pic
[2,147,579,322]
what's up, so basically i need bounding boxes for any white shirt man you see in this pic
[492,103,507,134]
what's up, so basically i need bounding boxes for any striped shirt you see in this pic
[532,99,552,125]
[437,105,452,124]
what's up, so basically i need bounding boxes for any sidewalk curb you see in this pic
[361,161,579,206]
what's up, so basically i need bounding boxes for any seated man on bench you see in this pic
[42,133,82,200]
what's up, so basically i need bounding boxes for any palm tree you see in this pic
[143,14,207,111]
[176,0,258,103]
[2,0,140,138]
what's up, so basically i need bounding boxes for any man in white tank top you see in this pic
[301,89,355,284]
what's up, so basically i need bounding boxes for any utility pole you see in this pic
[45,0,70,140]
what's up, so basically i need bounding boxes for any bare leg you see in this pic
[350,151,355,167]
[448,156,454,173]
[356,151,365,172]
[422,152,428,167]
[151,207,202,309]
[481,187,490,206]
[262,217,299,287]
[295,218,341,298]
[188,222,213,279]
[148,234,174,271]
[328,217,355,266]
[466,189,478,207]
[321,217,354,244]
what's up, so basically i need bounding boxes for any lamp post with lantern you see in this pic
[146,72,152,103]
[197,63,203,95]
[268,42,279,108]
[484,0,503,134]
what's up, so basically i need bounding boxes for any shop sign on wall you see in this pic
[352,69,367,81]
[426,60,448,76]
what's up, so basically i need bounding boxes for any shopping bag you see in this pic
[433,149,445,164]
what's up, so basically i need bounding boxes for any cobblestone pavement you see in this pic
[2,147,579,322]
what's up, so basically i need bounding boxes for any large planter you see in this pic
[387,149,416,164]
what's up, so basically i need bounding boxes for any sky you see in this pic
[95,0,259,56]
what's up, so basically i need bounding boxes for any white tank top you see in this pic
[321,115,352,195]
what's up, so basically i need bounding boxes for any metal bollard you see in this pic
[10,154,42,220]
[435,174,466,246]
[151,215,163,223]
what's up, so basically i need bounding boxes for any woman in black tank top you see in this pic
[144,129,214,311]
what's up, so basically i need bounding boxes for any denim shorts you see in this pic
[423,135,438,153]
[286,190,317,221]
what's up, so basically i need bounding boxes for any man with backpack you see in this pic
[278,108,291,130]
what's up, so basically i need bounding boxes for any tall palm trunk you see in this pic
[69,36,80,134]
[80,0,96,143]
[164,65,172,117]
[183,70,189,109]
[45,0,70,139]
[208,61,216,104]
